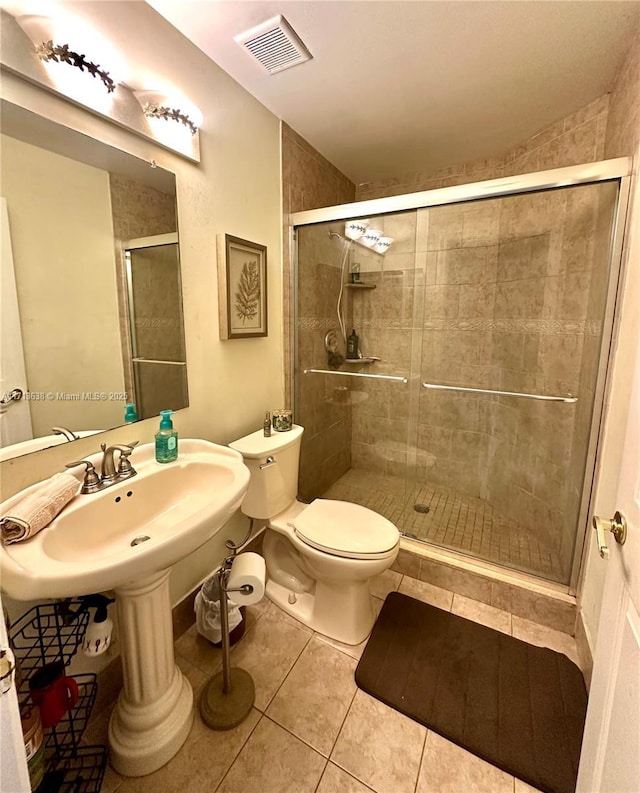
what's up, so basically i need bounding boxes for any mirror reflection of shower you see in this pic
[124,233,188,420]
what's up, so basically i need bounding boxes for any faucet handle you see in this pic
[65,459,101,494]
[102,440,139,452]
[116,444,138,478]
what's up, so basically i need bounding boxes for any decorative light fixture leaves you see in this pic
[36,40,116,93]
[143,103,198,136]
[235,262,260,324]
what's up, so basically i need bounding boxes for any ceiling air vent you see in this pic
[235,15,312,75]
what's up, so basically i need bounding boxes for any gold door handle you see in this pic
[592,511,627,559]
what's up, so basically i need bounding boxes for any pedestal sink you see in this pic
[0,439,250,776]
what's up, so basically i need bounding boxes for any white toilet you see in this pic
[229,424,400,645]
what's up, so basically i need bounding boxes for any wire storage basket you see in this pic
[10,600,108,793]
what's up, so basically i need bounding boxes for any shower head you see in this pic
[328,230,348,242]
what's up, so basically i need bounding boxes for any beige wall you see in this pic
[0,3,283,607]
[1,134,125,436]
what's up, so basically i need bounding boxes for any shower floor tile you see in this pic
[322,468,563,582]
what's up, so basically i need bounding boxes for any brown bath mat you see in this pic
[355,592,587,793]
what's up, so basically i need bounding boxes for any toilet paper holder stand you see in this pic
[199,527,257,731]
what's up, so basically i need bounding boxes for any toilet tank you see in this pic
[229,424,304,519]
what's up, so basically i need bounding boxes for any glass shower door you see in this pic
[125,237,188,419]
[295,212,419,520]
[410,182,619,584]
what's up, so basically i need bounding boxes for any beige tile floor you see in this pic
[323,469,564,582]
[88,570,582,793]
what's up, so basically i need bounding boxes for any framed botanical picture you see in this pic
[217,234,268,339]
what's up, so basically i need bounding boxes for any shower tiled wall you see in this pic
[343,212,418,476]
[356,95,610,200]
[282,123,356,500]
[296,224,353,501]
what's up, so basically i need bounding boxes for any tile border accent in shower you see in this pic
[358,318,602,336]
[299,317,603,336]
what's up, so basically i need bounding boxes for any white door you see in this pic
[0,198,33,447]
[0,594,30,792]
[576,180,640,788]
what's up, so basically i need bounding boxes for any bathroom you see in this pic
[0,2,639,792]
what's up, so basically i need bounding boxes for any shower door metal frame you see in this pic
[124,232,188,418]
[290,157,632,594]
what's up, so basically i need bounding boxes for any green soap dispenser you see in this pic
[124,403,138,423]
[155,409,178,463]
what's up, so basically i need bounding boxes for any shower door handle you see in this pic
[592,511,627,558]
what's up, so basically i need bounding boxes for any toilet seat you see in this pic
[290,499,399,560]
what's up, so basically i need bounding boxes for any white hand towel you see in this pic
[1,473,80,544]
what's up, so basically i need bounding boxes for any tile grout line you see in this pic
[412,727,430,793]
[211,712,263,793]
[261,622,314,714]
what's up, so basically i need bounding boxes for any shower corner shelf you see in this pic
[345,282,376,289]
[345,357,378,364]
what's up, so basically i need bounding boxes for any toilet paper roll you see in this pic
[227,552,266,606]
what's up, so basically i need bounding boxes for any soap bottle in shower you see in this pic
[347,329,359,359]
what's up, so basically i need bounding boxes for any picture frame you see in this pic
[217,234,268,339]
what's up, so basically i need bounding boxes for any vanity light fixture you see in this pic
[134,91,202,136]
[35,39,115,92]
[4,9,200,162]
[15,15,120,94]
[142,102,198,135]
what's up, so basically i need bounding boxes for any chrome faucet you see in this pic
[52,426,79,442]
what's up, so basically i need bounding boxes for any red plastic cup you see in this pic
[29,661,79,728]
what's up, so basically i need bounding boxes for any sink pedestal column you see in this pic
[108,569,193,776]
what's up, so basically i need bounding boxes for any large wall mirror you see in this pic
[0,100,188,461]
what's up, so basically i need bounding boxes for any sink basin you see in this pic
[0,438,250,600]
[0,436,252,777]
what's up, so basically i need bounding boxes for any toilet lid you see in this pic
[292,499,399,559]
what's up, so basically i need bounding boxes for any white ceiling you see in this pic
[148,0,639,184]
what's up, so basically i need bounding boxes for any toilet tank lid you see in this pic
[229,424,304,458]
[293,499,399,556]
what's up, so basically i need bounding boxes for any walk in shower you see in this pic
[291,160,630,590]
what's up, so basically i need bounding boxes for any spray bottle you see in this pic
[80,595,115,657]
